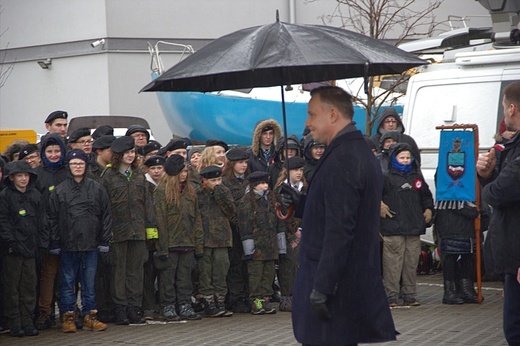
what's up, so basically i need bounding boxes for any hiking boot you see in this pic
[251,298,266,315]
[229,299,251,313]
[62,311,77,333]
[84,310,108,331]
[204,296,225,317]
[459,278,480,304]
[215,294,233,317]
[178,304,201,320]
[442,281,464,305]
[127,306,145,324]
[35,312,51,330]
[279,295,292,312]
[22,325,39,336]
[388,297,398,308]
[402,294,420,306]
[9,326,25,337]
[115,305,129,325]
[262,297,276,314]
[163,305,181,321]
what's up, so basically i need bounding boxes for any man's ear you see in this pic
[45,123,51,132]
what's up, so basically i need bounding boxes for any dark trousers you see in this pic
[247,260,275,300]
[278,243,298,296]
[503,273,520,345]
[198,247,229,297]
[226,226,249,302]
[38,253,59,315]
[143,249,159,311]
[2,254,36,328]
[95,252,114,312]
[110,240,148,308]
[158,252,195,308]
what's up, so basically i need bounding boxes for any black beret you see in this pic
[164,154,186,176]
[110,136,135,154]
[165,139,188,152]
[200,165,222,179]
[45,110,68,124]
[247,171,269,184]
[125,125,150,141]
[93,135,116,150]
[143,140,162,156]
[144,155,165,167]
[18,144,39,160]
[310,141,326,148]
[92,125,114,140]
[286,156,306,170]
[66,149,88,163]
[205,139,228,152]
[68,127,92,143]
[226,147,250,161]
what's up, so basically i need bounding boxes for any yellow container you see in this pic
[0,129,38,153]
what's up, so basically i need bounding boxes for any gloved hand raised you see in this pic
[278,183,301,207]
[309,289,331,320]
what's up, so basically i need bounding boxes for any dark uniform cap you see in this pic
[166,139,188,152]
[92,135,116,150]
[45,110,68,124]
[205,139,229,152]
[247,171,270,184]
[226,147,250,161]
[92,125,114,140]
[144,155,166,167]
[68,127,92,143]
[65,149,88,163]
[125,125,150,141]
[164,154,185,176]
[286,156,306,170]
[200,165,222,179]
[143,140,162,156]
[110,136,135,154]
[18,144,39,160]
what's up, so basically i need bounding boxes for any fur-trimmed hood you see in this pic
[251,119,282,157]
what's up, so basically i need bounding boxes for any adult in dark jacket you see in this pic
[477,81,520,345]
[370,107,421,166]
[292,86,395,345]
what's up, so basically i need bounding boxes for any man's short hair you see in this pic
[310,86,354,119]
[504,81,520,108]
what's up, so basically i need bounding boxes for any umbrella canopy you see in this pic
[141,19,427,93]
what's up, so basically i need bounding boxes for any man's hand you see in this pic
[476,148,496,179]
[423,209,433,224]
[380,201,393,218]
[309,289,331,320]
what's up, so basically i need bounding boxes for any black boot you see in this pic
[442,254,464,304]
[115,305,129,325]
[127,306,145,324]
[442,281,464,304]
[458,254,480,304]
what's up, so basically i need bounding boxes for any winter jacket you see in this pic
[154,183,204,255]
[302,135,319,183]
[48,177,112,252]
[481,132,520,275]
[434,201,479,239]
[377,130,401,174]
[101,167,157,242]
[196,184,235,248]
[0,166,42,258]
[249,119,282,173]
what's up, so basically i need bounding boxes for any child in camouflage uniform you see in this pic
[238,171,286,315]
[197,166,235,317]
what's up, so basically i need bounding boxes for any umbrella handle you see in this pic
[275,202,294,220]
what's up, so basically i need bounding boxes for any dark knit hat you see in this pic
[200,165,222,179]
[226,147,249,161]
[92,125,114,140]
[110,136,135,154]
[45,110,68,124]
[144,155,165,167]
[188,147,203,161]
[125,125,150,141]
[68,127,91,143]
[164,154,185,176]
[66,149,88,163]
[205,139,228,152]
[247,171,269,184]
[165,139,188,152]
[286,156,306,170]
[92,135,116,150]
[18,144,39,160]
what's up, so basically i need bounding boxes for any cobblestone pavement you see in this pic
[0,273,506,345]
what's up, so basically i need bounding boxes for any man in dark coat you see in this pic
[477,81,520,345]
[292,86,395,345]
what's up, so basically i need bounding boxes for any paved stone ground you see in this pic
[0,273,506,345]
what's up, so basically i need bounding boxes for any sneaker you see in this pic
[279,296,292,312]
[115,305,129,325]
[214,295,233,317]
[388,297,398,308]
[262,297,276,314]
[9,326,25,337]
[22,325,39,336]
[178,304,201,320]
[229,299,250,313]
[128,306,145,324]
[402,294,421,306]
[35,312,51,330]
[204,296,225,317]
[163,305,181,321]
[84,310,108,331]
[62,311,77,333]
[251,298,265,315]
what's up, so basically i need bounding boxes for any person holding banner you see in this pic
[477,81,520,345]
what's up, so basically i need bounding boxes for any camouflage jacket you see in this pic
[154,184,204,255]
[100,167,157,242]
[238,191,285,261]
[196,184,235,248]
[222,174,247,225]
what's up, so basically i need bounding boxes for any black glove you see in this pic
[309,289,331,320]
[279,183,301,207]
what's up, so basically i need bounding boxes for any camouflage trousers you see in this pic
[197,247,230,297]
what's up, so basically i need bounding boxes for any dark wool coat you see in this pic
[292,126,396,345]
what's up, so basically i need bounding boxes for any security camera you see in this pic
[91,39,106,48]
